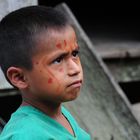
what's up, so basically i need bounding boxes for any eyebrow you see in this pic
[57,52,69,58]
[53,47,79,60]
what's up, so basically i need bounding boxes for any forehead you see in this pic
[35,26,77,53]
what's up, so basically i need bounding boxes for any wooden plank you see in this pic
[56,3,140,140]
[132,103,140,124]
[104,58,140,82]
[91,39,140,59]
[0,0,38,20]
[0,68,13,90]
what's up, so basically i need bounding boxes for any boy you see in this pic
[0,6,91,140]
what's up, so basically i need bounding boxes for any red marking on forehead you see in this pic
[48,78,53,84]
[56,43,62,49]
[64,40,67,47]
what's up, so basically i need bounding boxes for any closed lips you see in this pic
[67,80,82,87]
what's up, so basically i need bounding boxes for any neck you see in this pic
[21,97,62,119]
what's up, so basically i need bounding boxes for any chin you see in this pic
[68,90,80,101]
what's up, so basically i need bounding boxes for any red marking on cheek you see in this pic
[59,68,64,73]
[56,43,62,49]
[48,78,53,84]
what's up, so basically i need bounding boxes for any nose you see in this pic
[67,59,81,76]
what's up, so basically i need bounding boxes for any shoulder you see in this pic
[0,107,53,140]
[1,116,53,140]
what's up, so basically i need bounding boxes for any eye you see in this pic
[52,56,64,64]
[72,50,79,57]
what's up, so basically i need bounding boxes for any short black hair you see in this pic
[0,6,70,79]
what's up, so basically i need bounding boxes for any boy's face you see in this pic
[24,26,83,104]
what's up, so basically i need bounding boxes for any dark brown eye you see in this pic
[52,56,63,64]
[72,50,79,57]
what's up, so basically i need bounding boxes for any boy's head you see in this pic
[0,6,70,78]
[0,6,83,104]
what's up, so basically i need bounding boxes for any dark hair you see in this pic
[0,6,70,78]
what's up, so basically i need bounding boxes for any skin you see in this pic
[7,26,83,135]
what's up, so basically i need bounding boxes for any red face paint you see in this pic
[56,43,62,49]
[48,78,53,84]
[64,40,67,47]
[58,68,64,73]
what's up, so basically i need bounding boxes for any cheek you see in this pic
[48,77,53,84]
[45,75,58,89]
[46,75,64,94]
[58,68,64,73]
[33,60,64,92]
[46,69,63,92]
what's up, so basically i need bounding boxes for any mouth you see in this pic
[67,80,82,88]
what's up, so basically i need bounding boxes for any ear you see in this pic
[7,67,28,89]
